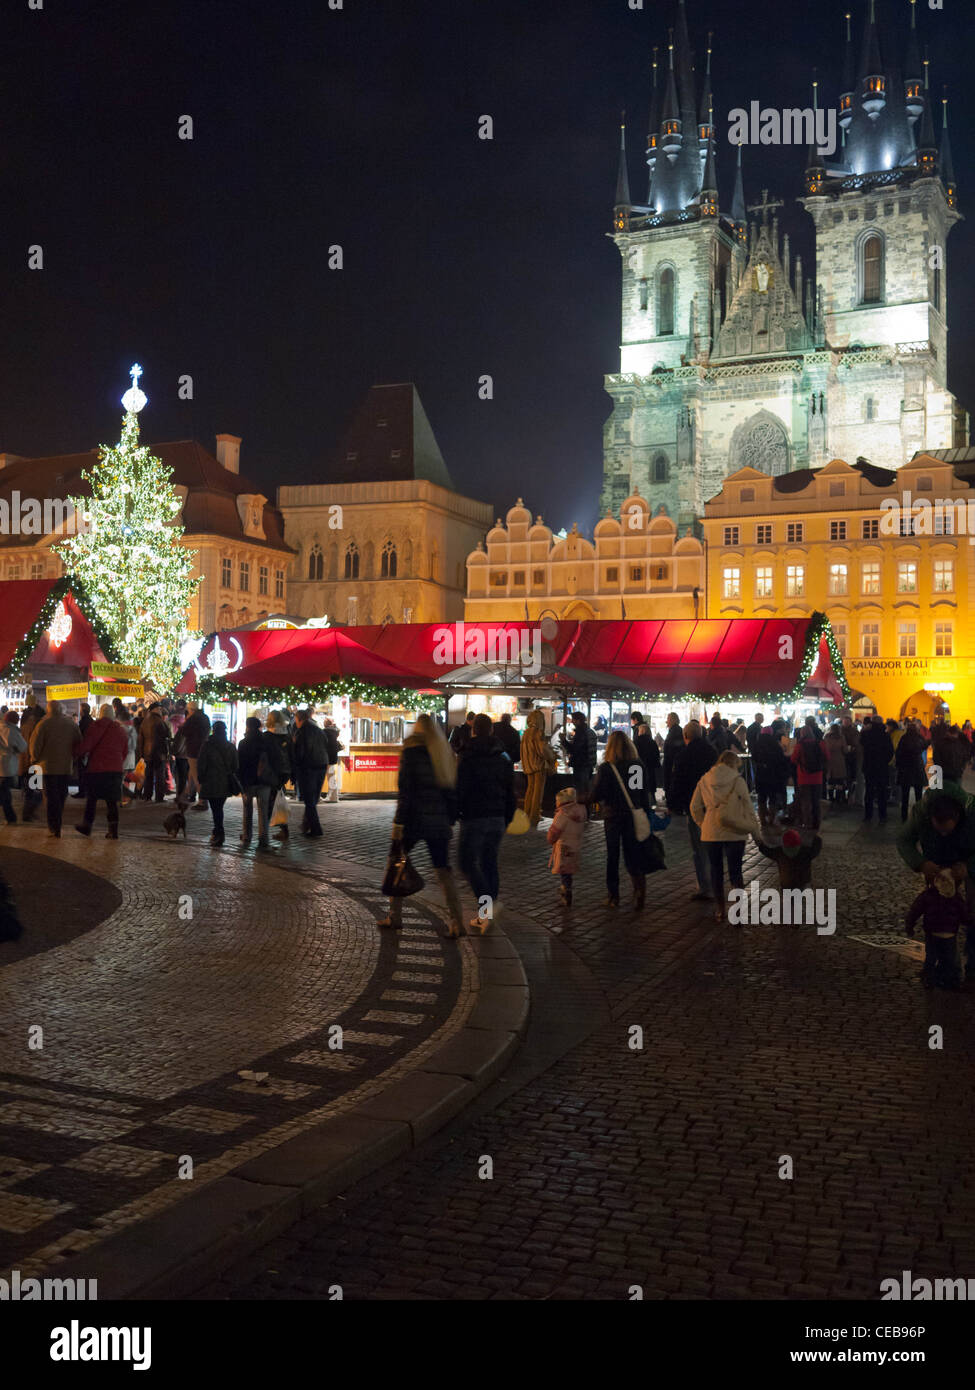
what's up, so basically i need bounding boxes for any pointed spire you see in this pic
[700,123,718,218]
[731,138,746,242]
[904,0,924,121]
[859,0,886,119]
[647,45,662,165]
[805,72,826,195]
[940,90,956,206]
[673,0,697,120]
[917,49,938,172]
[614,113,631,231]
[660,29,683,160]
[840,11,855,130]
[698,31,713,129]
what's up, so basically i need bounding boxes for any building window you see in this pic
[533,569,545,585]
[829,519,847,541]
[829,481,845,497]
[258,565,269,596]
[897,561,918,593]
[935,621,953,657]
[786,565,805,597]
[652,453,669,484]
[344,543,359,580]
[864,397,876,422]
[786,522,804,543]
[31,562,44,579]
[654,564,669,582]
[828,563,848,595]
[657,265,675,336]
[832,624,848,657]
[933,264,941,312]
[755,524,772,545]
[380,541,397,578]
[239,561,250,593]
[861,561,881,594]
[722,567,741,600]
[916,476,932,492]
[898,622,917,657]
[861,623,880,657]
[275,569,284,599]
[934,510,954,535]
[861,232,884,304]
[221,557,232,587]
[898,514,914,537]
[723,525,740,546]
[740,487,755,502]
[755,566,773,598]
[861,518,879,539]
[606,567,619,582]
[8,564,21,580]
[490,571,507,587]
[513,571,526,586]
[308,545,323,581]
[933,558,954,592]
[629,566,644,583]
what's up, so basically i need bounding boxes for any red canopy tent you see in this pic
[0,579,112,680]
[218,628,432,692]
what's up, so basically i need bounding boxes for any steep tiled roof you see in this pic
[321,383,454,488]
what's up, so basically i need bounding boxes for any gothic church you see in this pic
[602,0,963,529]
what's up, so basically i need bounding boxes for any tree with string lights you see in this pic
[55,365,200,691]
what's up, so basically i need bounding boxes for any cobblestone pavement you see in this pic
[0,795,471,1276]
[195,792,975,1301]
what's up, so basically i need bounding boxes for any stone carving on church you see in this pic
[732,417,790,476]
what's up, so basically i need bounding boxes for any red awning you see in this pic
[0,580,108,676]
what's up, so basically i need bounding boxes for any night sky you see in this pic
[3,0,972,533]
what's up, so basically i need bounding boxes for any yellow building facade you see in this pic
[702,455,975,720]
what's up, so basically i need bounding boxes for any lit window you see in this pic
[755,566,773,598]
[755,524,772,545]
[862,233,883,304]
[861,623,880,657]
[787,522,804,543]
[861,518,879,539]
[933,559,954,592]
[934,510,954,535]
[275,570,284,599]
[239,561,250,593]
[861,561,881,594]
[221,557,232,587]
[723,567,741,599]
[8,565,21,580]
[31,562,44,579]
[898,622,917,657]
[899,514,914,537]
[258,565,269,596]
[786,565,805,597]
[829,520,847,541]
[897,561,918,593]
[832,624,847,657]
[828,563,848,595]
[723,526,740,546]
[935,621,953,657]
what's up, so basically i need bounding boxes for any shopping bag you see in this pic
[506,808,530,835]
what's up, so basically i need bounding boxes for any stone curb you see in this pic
[49,923,529,1301]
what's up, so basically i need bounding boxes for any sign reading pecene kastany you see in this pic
[46,682,90,702]
[90,662,142,681]
[88,681,144,698]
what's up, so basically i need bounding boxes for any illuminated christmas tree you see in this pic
[55,365,200,691]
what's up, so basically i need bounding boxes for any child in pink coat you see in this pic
[547,785,587,907]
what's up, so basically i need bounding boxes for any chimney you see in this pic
[0,453,25,471]
[216,434,241,474]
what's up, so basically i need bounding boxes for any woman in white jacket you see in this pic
[690,749,762,922]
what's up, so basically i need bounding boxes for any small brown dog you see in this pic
[163,800,188,839]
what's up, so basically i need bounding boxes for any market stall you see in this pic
[0,577,119,712]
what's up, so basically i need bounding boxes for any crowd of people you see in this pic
[0,696,343,849]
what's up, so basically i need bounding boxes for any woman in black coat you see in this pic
[633,723,660,802]
[197,721,240,847]
[895,723,928,822]
[378,714,464,937]
[589,731,652,910]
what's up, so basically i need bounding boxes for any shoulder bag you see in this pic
[609,763,651,842]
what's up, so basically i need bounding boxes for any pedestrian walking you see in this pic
[178,702,211,806]
[138,704,172,802]
[378,713,464,938]
[823,722,849,806]
[520,708,553,828]
[237,716,285,849]
[457,713,515,928]
[895,721,927,822]
[669,719,718,900]
[0,712,28,827]
[560,710,597,800]
[860,715,895,823]
[292,708,329,837]
[661,711,683,807]
[690,748,762,923]
[791,721,825,830]
[265,710,294,838]
[588,730,651,910]
[546,785,587,908]
[905,869,968,991]
[74,705,129,839]
[18,696,45,823]
[71,702,94,801]
[29,700,81,838]
[633,722,660,803]
[197,721,240,847]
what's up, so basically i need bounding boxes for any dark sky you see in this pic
[3,0,972,533]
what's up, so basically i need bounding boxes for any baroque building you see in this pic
[465,493,704,621]
[279,383,493,625]
[602,0,965,528]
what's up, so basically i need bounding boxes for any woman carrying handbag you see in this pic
[690,749,762,923]
[377,714,464,939]
[588,731,652,909]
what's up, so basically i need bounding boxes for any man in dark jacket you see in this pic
[138,705,171,802]
[292,708,329,837]
[861,716,895,824]
[560,711,597,798]
[753,720,791,825]
[495,712,521,763]
[662,711,683,806]
[457,714,515,926]
[670,720,717,900]
[449,712,476,759]
[179,702,211,805]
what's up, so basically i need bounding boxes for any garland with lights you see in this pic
[195,673,444,714]
[4,576,121,680]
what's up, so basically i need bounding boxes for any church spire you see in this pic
[731,138,747,243]
[917,50,938,175]
[647,45,662,185]
[700,101,718,219]
[614,114,631,232]
[698,30,714,159]
[940,91,957,208]
[839,11,855,132]
[660,31,683,160]
[904,0,924,122]
[804,73,826,196]
[859,0,886,119]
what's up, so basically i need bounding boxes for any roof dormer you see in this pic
[236,493,268,540]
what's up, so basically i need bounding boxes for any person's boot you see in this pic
[105,827,118,840]
[631,874,646,910]
[75,823,92,838]
[435,867,463,938]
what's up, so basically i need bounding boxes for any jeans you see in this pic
[209,797,227,838]
[706,839,745,905]
[459,816,505,906]
[44,774,70,833]
[0,776,16,824]
[922,935,961,987]
[242,785,271,843]
[297,767,325,835]
[604,816,641,898]
[863,776,888,821]
[687,816,711,894]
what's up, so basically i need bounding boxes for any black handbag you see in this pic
[381,848,425,898]
[637,832,667,875]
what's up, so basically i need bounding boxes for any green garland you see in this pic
[5,575,121,680]
[195,673,444,714]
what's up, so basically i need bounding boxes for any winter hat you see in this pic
[934,869,956,899]
[556,786,577,806]
[781,828,802,857]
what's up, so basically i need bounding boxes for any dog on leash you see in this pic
[163,800,189,840]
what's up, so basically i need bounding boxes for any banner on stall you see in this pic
[88,681,145,698]
[46,682,90,702]
[90,661,143,681]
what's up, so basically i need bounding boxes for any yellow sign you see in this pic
[89,681,144,698]
[91,661,142,681]
[46,682,89,701]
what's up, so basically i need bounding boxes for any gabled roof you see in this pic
[321,383,454,488]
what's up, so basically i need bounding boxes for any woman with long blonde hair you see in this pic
[378,713,463,937]
[588,730,651,909]
[520,707,553,827]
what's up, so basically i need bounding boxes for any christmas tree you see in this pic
[55,366,201,691]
